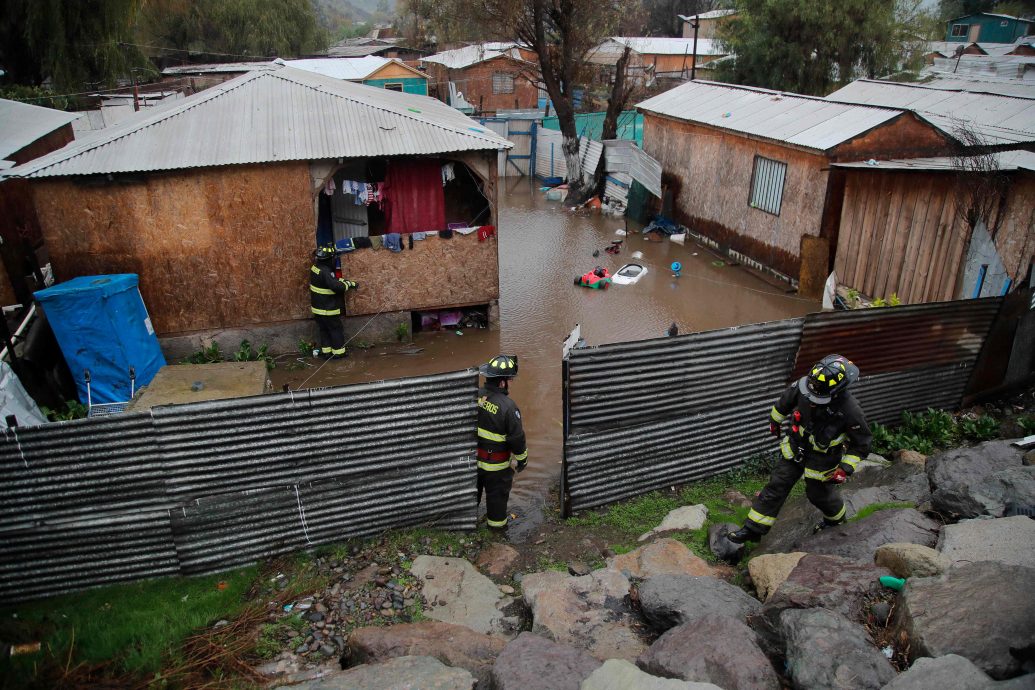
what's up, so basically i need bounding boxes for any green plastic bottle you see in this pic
[879,575,906,591]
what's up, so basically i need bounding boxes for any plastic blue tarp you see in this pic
[35,274,165,404]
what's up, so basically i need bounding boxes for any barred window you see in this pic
[492,72,515,94]
[749,156,787,216]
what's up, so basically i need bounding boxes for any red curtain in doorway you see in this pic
[383,160,446,233]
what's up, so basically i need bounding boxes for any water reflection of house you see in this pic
[636,80,951,289]
[5,66,511,355]
[421,43,540,115]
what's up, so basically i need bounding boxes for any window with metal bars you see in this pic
[492,72,515,94]
[749,155,787,216]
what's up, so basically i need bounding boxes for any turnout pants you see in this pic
[477,467,514,529]
[745,454,847,534]
[314,314,346,356]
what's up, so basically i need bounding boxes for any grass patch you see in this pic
[849,502,915,522]
[255,614,307,660]
[0,566,258,685]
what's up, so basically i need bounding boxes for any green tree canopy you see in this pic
[716,0,929,96]
[140,0,329,61]
[0,0,151,92]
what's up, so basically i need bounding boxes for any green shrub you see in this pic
[1018,416,1035,435]
[957,415,1000,442]
[183,342,222,364]
[41,399,88,422]
[234,339,275,370]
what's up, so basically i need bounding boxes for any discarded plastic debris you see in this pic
[692,252,699,256]
[671,233,686,245]
[879,575,906,591]
[615,228,627,236]
[712,260,725,267]
[216,580,228,591]
[283,603,294,612]
[631,251,644,260]
[881,646,894,659]
[455,330,463,336]
[191,381,205,392]
[9,642,40,656]
[671,261,682,277]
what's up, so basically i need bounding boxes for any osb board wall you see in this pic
[31,161,315,335]
[642,113,828,276]
[834,170,970,304]
[450,59,540,114]
[831,113,951,162]
[337,232,499,314]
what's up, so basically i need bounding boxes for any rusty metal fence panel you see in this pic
[564,319,804,513]
[792,298,1003,426]
[0,370,478,602]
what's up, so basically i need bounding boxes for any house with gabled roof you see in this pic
[421,43,541,115]
[636,80,953,292]
[5,66,512,355]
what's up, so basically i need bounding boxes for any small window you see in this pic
[383,83,403,92]
[1001,20,1009,27]
[492,72,515,94]
[951,23,969,37]
[749,156,787,216]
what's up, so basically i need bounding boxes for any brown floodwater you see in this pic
[273,177,818,540]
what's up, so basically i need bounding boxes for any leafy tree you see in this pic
[716,0,929,96]
[140,0,329,61]
[0,0,152,91]
[638,0,721,37]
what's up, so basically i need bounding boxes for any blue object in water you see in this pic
[671,261,682,277]
[35,274,166,404]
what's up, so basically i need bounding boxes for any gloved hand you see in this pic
[769,421,783,438]
[342,280,358,289]
[515,460,527,474]
[829,467,848,484]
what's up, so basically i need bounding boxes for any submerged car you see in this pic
[611,263,648,285]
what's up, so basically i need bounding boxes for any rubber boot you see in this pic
[726,525,761,544]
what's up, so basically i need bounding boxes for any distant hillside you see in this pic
[312,0,372,31]
[348,0,396,15]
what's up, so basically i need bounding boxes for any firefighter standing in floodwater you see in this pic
[476,355,528,530]
[728,354,871,543]
[309,246,357,359]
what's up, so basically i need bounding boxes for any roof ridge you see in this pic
[270,67,507,146]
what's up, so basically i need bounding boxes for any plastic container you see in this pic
[879,575,906,591]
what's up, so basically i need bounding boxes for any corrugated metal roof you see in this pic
[678,9,737,21]
[636,80,906,152]
[281,56,424,82]
[326,44,394,58]
[7,66,511,179]
[826,79,1035,145]
[421,43,529,69]
[916,74,1035,98]
[161,61,274,76]
[0,98,80,161]
[832,149,1035,171]
[611,37,727,56]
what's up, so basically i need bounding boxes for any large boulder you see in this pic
[881,654,1001,690]
[842,461,932,516]
[707,522,745,564]
[754,461,931,557]
[581,658,724,690]
[926,440,1028,519]
[751,554,891,657]
[636,575,761,632]
[893,561,1035,679]
[937,515,1035,568]
[345,622,505,688]
[490,632,601,690]
[607,539,717,579]
[275,655,474,690]
[781,608,895,690]
[874,543,950,578]
[474,543,521,579]
[521,567,648,661]
[747,552,807,602]
[637,505,709,542]
[410,556,520,638]
[796,508,941,562]
[636,615,780,690]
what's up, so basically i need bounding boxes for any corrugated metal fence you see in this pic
[562,297,1009,515]
[0,370,478,601]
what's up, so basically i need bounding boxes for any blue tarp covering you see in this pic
[35,274,165,404]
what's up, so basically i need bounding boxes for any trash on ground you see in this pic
[881,646,894,658]
[712,260,725,267]
[10,642,41,656]
[615,228,627,236]
[671,233,686,245]
[879,575,906,591]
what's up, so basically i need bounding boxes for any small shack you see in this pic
[945,12,1034,43]
[421,43,541,115]
[281,57,429,95]
[679,9,737,39]
[831,151,1035,304]
[589,37,727,82]
[636,80,952,287]
[7,66,512,356]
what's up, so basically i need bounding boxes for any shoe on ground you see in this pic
[727,525,760,544]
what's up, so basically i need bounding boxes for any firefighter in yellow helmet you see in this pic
[476,355,528,530]
[728,354,871,543]
[309,246,357,359]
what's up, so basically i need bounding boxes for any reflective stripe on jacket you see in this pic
[476,383,527,471]
[310,263,352,316]
[772,383,870,474]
